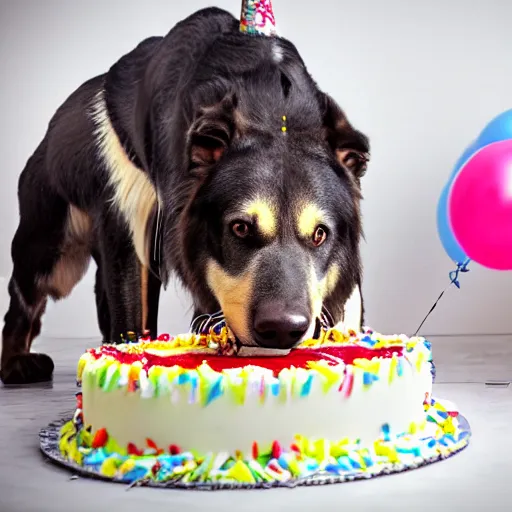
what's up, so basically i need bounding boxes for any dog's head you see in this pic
[173,84,369,349]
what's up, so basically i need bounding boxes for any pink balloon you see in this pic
[448,139,512,270]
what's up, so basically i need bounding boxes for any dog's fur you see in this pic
[0,7,369,385]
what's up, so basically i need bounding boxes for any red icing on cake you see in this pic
[89,344,403,376]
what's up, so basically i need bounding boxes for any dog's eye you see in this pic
[231,221,251,239]
[312,225,328,247]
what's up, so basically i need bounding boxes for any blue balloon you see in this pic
[436,141,478,264]
[437,183,468,264]
[449,141,478,180]
[476,109,512,148]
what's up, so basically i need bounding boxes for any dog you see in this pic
[0,7,370,385]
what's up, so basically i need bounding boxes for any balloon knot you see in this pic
[449,259,470,288]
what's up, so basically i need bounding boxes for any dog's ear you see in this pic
[321,93,370,180]
[188,93,239,175]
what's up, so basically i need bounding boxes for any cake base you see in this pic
[39,399,471,490]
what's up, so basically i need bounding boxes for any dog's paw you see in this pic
[0,353,54,385]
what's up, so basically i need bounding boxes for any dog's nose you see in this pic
[252,304,310,350]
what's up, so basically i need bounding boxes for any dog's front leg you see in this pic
[96,211,160,343]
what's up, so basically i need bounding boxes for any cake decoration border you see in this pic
[40,397,470,490]
[77,327,436,405]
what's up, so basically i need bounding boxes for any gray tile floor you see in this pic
[1,335,512,512]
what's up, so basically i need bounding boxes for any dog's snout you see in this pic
[252,303,310,349]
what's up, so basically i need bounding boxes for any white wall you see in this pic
[1,0,511,339]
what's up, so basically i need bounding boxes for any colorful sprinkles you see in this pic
[77,327,433,405]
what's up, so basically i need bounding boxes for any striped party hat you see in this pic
[240,0,277,36]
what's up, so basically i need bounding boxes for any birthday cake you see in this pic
[56,327,470,487]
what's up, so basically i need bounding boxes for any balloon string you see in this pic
[413,258,470,337]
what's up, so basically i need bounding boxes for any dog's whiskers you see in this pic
[320,306,334,329]
[190,310,225,335]
[189,314,210,334]
[190,307,334,340]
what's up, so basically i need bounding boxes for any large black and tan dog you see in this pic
[0,7,370,385]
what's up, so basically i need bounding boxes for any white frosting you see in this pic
[82,356,432,454]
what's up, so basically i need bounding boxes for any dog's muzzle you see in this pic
[189,307,334,354]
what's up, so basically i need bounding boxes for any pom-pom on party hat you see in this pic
[240,0,277,36]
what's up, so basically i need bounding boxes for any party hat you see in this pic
[240,0,277,36]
